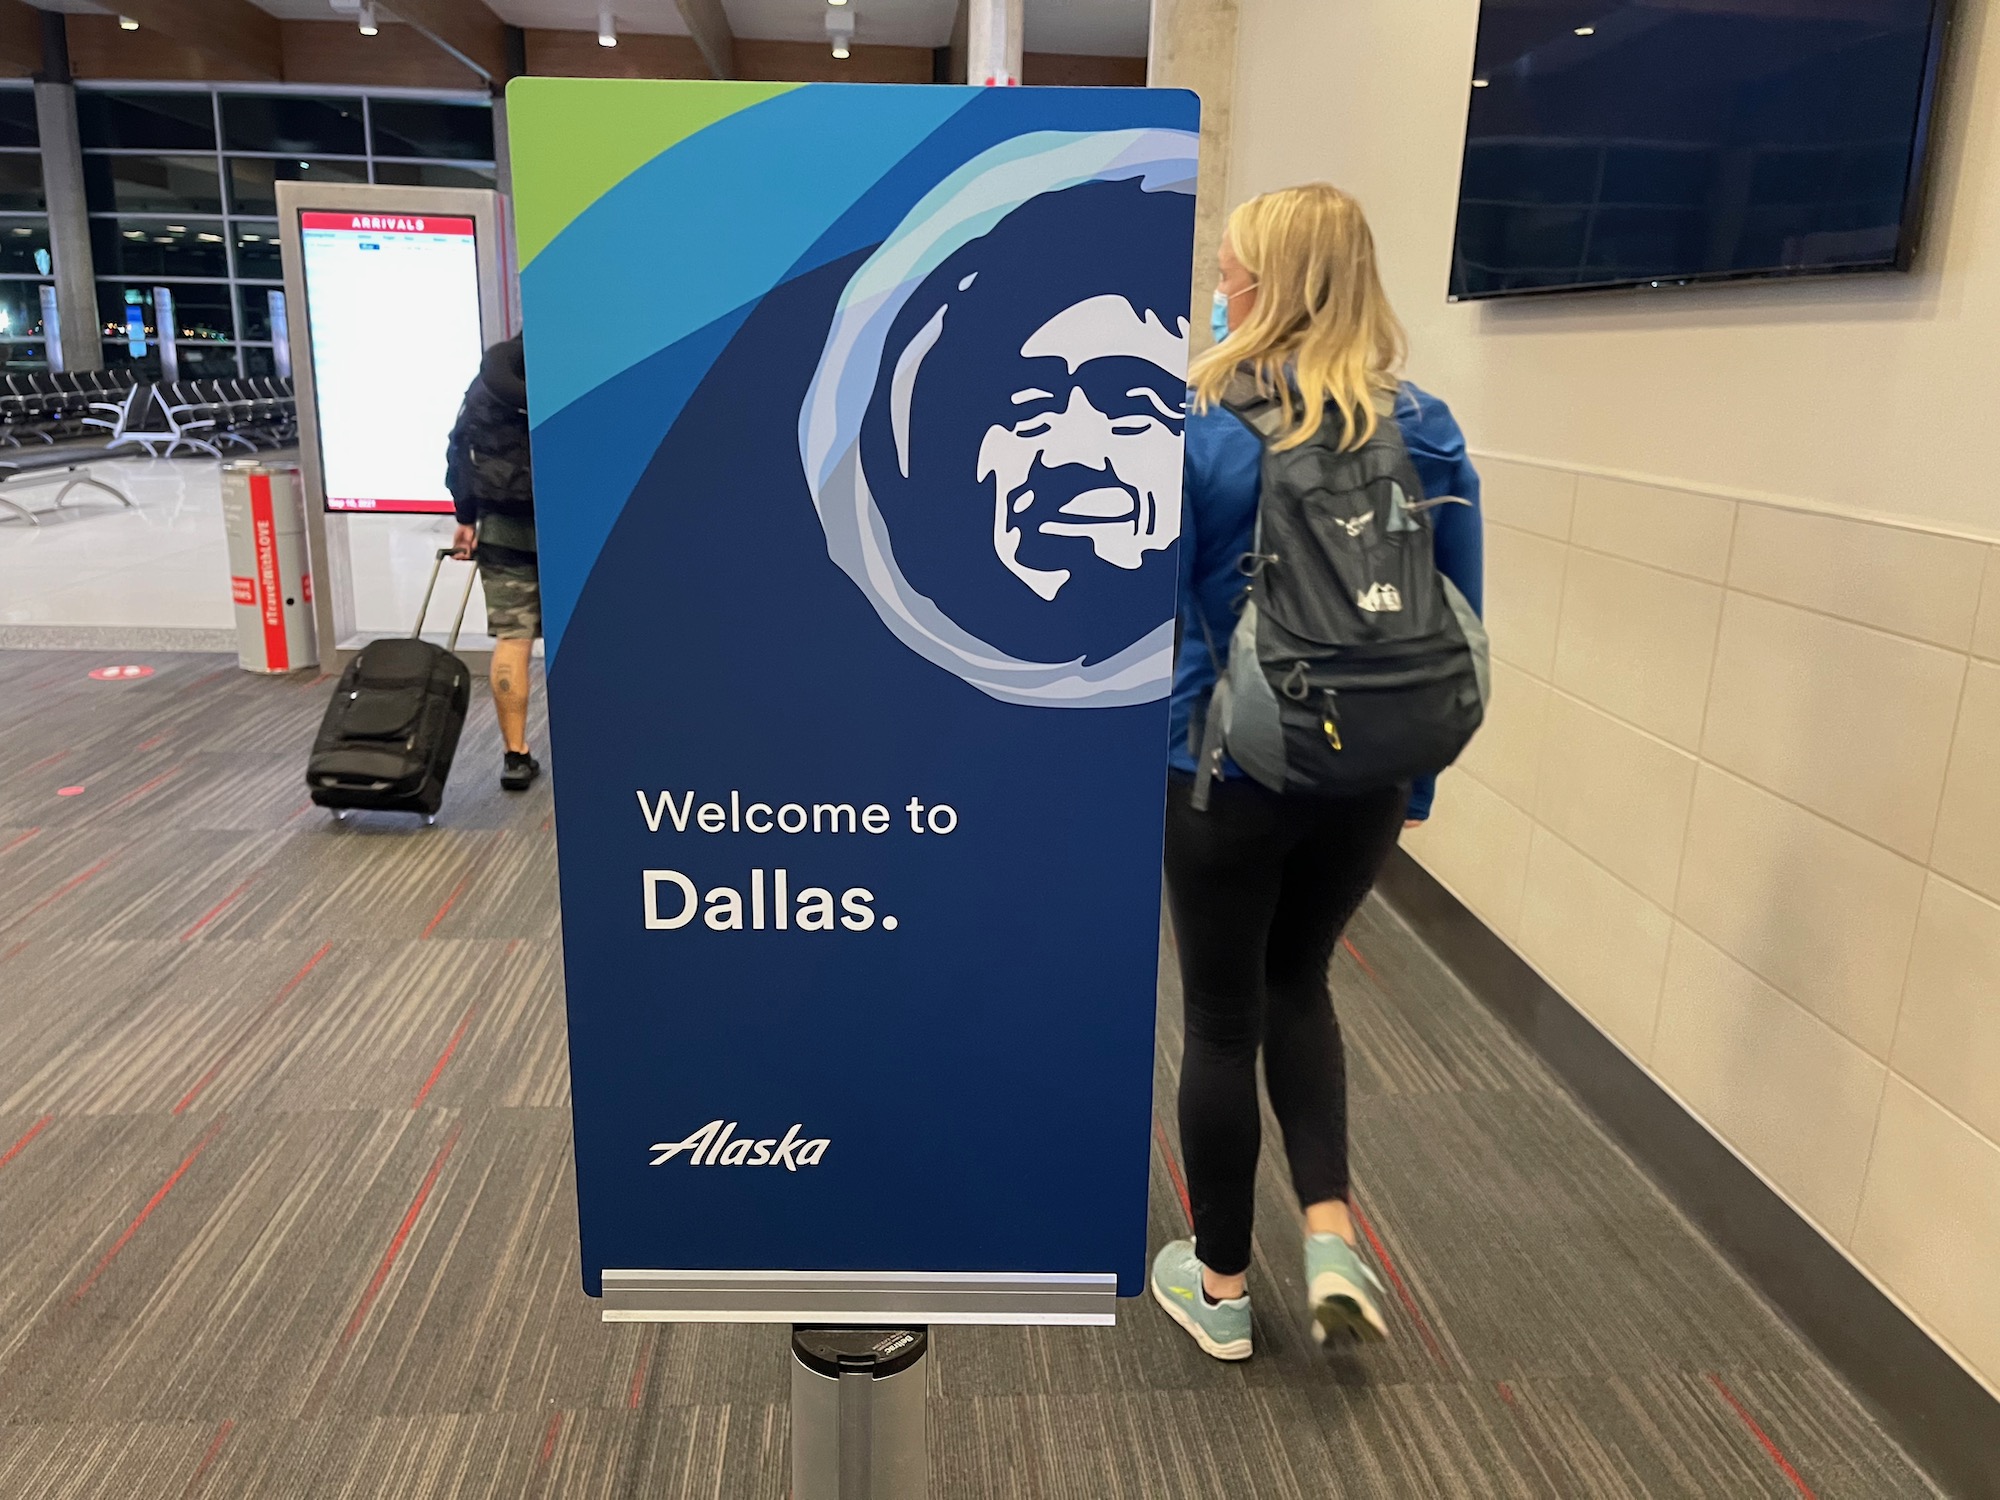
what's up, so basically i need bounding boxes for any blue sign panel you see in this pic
[510,80,1199,1311]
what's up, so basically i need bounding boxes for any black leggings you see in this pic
[1163,770,1408,1276]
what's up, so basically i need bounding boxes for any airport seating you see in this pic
[83,377,297,458]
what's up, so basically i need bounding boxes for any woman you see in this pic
[1151,184,1483,1360]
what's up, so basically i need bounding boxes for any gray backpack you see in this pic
[1192,373,1489,809]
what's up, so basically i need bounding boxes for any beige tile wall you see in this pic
[1408,460,2000,1397]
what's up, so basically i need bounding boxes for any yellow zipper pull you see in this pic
[1321,689,1342,751]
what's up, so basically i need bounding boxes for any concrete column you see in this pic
[33,12,100,373]
[967,0,1022,87]
[1149,0,1240,355]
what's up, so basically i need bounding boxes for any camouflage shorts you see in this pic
[479,563,541,641]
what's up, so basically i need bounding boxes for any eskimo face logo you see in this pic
[801,129,1199,709]
[979,294,1186,602]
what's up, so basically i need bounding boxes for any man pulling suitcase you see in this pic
[445,334,542,792]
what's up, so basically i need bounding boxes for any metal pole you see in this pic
[32,12,102,374]
[966,0,1023,87]
[791,1327,929,1500]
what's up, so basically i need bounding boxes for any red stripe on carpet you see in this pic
[179,878,254,942]
[1350,1197,1452,1372]
[176,1418,235,1500]
[104,766,181,812]
[410,1005,477,1110]
[136,733,171,753]
[537,1410,565,1468]
[1151,1113,1193,1229]
[0,1114,52,1173]
[339,1124,462,1346]
[13,853,117,926]
[627,1335,654,1410]
[419,874,471,940]
[23,750,68,773]
[1707,1373,1819,1498]
[0,940,27,964]
[0,827,41,856]
[72,1116,227,1302]
[1341,935,1383,984]
[171,942,333,1116]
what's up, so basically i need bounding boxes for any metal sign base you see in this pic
[791,1327,929,1500]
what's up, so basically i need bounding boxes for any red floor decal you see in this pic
[88,665,155,682]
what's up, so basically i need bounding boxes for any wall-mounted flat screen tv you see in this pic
[1449,0,1953,300]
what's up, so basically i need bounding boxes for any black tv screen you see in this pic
[1449,0,1953,299]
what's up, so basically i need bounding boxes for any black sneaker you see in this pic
[501,750,541,792]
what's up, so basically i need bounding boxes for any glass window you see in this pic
[0,216,48,276]
[91,218,230,278]
[175,343,244,376]
[241,344,278,377]
[98,281,235,342]
[0,89,37,149]
[236,283,284,342]
[0,280,46,342]
[77,91,215,151]
[0,154,43,212]
[83,154,223,215]
[231,220,281,280]
[102,343,163,380]
[2,344,49,372]
[221,94,364,156]
[371,161,495,191]
[227,156,366,216]
[368,99,493,161]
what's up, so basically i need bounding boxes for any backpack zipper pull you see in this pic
[1321,688,1342,751]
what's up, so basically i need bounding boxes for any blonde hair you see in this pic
[1189,183,1407,452]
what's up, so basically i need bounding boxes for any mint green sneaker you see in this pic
[1150,1239,1252,1361]
[1305,1232,1389,1345]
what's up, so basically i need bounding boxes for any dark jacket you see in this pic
[445,335,536,569]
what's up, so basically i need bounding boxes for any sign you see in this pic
[296,211,483,514]
[511,79,1199,1322]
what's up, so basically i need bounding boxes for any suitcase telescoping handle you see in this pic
[413,546,479,652]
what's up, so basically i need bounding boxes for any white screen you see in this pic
[300,211,484,514]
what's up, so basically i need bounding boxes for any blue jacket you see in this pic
[1167,382,1484,821]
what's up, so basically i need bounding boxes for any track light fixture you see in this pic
[358,2,378,36]
[598,5,617,46]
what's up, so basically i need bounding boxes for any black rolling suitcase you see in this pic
[306,548,476,823]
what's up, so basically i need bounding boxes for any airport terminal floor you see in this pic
[0,650,1942,1498]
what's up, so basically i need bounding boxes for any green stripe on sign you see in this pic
[505,77,800,268]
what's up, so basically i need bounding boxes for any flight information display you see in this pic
[299,211,483,513]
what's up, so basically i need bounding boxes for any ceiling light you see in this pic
[1472,78,1489,88]
[118,15,138,30]
[358,2,378,36]
[829,0,848,5]
[1574,25,1595,35]
[598,5,617,45]
[826,4,854,58]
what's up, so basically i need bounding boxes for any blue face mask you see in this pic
[1210,289,1232,345]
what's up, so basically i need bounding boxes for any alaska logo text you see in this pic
[649,1120,830,1170]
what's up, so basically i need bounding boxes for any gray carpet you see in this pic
[0,650,1946,1498]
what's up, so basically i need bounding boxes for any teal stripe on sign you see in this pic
[521,85,972,427]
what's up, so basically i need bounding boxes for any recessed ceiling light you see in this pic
[1472,78,1490,88]
[1575,25,1595,35]
[118,15,138,30]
